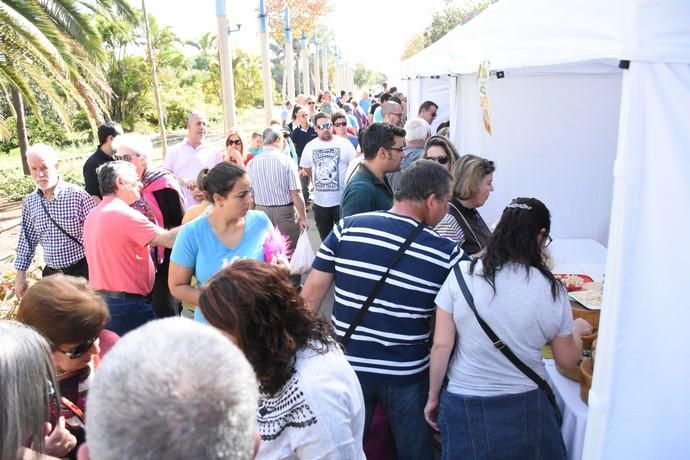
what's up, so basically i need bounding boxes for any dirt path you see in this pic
[0,200,24,273]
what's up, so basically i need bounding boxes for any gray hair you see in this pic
[187,110,208,126]
[403,117,431,142]
[262,126,282,146]
[97,160,137,196]
[382,101,402,115]
[0,320,58,460]
[342,103,353,113]
[112,133,154,161]
[86,318,258,460]
[395,159,452,203]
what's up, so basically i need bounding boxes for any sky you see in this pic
[143,0,449,85]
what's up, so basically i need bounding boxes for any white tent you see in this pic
[402,0,690,458]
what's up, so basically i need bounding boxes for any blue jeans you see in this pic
[361,380,434,460]
[105,297,157,336]
[439,388,567,460]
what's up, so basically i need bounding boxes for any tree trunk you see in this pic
[11,88,30,175]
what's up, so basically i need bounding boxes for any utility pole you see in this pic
[284,6,295,101]
[141,0,167,156]
[258,0,273,125]
[216,0,237,132]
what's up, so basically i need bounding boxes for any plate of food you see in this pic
[554,274,594,291]
[569,289,602,310]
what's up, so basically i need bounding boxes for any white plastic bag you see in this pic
[289,231,315,275]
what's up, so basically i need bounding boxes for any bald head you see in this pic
[382,101,404,127]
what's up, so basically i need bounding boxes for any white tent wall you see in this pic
[404,77,450,133]
[453,72,621,245]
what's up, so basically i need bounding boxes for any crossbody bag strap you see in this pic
[448,202,481,249]
[452,263,563,425]
[339,221,426,347]
[39,198,83,247]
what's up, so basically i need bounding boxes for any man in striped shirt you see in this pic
[14,144,95,299]
[246,127,308,256]
[302,160,465,459]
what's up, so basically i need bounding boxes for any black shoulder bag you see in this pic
[452,263,563,425]
[39,199,83,246]
[339,221,425,346]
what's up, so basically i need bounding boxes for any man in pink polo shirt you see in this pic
[84,161,180,336]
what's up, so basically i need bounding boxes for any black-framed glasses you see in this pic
[307,101,315,105]
[115,153,134,162]
[226,139,242,146]
[56,337,98,359]
[333,122,347,127]
[316,123,333,130]
[427,155,449,165]
[545,235,553,248]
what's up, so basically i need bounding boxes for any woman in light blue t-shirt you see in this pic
[169,162,273,323]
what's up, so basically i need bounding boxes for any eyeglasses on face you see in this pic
[545,235,553,248]
[226,138,242,146]
[333,122,347,127]
[316,123,333,130]
[390,112,403,117]
[56,337,98,359]
[115,153,136,162]
[426,155,449,165]
[307,101,316,105]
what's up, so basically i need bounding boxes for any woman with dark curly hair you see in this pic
[199,259,366,460]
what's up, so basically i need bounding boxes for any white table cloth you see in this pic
[545,359,589,460]
[550,238,607,282]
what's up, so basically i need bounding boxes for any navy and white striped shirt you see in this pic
[15,180,95,271]
[313,211,464,385]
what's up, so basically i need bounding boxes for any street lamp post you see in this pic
[313,35,321,96]
[301,33,310,95]
[258,0,273,125]
[284,6,295,101]
[215,0,237,133]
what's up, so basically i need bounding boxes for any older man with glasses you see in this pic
[382,101,405,127]
[299,112,356,240]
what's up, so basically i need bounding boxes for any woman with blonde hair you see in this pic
[16,274,114,459]
[224,128,250,165]
[422,135,460,173]
[435,154,495,256]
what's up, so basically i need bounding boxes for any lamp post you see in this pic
[283,6,295,101]
[216,0,237,133]
[322,46,329,92]
[301,33,310,95]
[313,35,321,96]
[258,0,273,125]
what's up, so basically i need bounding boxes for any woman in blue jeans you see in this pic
[425,197,592,459]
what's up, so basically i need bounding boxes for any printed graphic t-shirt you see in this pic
[299,136,356,207]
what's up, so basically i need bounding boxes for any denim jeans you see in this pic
[439,388,567,460]
[361,380,434,460]
[105,297,157,337]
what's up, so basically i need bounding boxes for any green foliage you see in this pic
[0,171,36,201]
[353,64,387,89]
[402,0,498,59]
[233,51,265,109]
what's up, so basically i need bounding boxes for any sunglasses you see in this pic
[545,235,553,248]
[56,337,98,359]
[427,155,449,165]
[226,139,242,146]
[307,101,315,105]
[316,123,333,130]
[333,122,347,127]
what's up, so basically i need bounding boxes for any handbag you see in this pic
[452,263,563,425]
[339,221,425,346]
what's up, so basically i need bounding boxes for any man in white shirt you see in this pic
[300,112,356,240]
[163,110,223,208]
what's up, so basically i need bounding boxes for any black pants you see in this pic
[151,256,181,318]
[42,258,89,279]
[312,203,341,241]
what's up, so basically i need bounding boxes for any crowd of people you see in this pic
[2,84,592,460]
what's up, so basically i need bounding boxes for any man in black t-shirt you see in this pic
[82,122,122,203]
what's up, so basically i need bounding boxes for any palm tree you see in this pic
[0,0,135,172]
